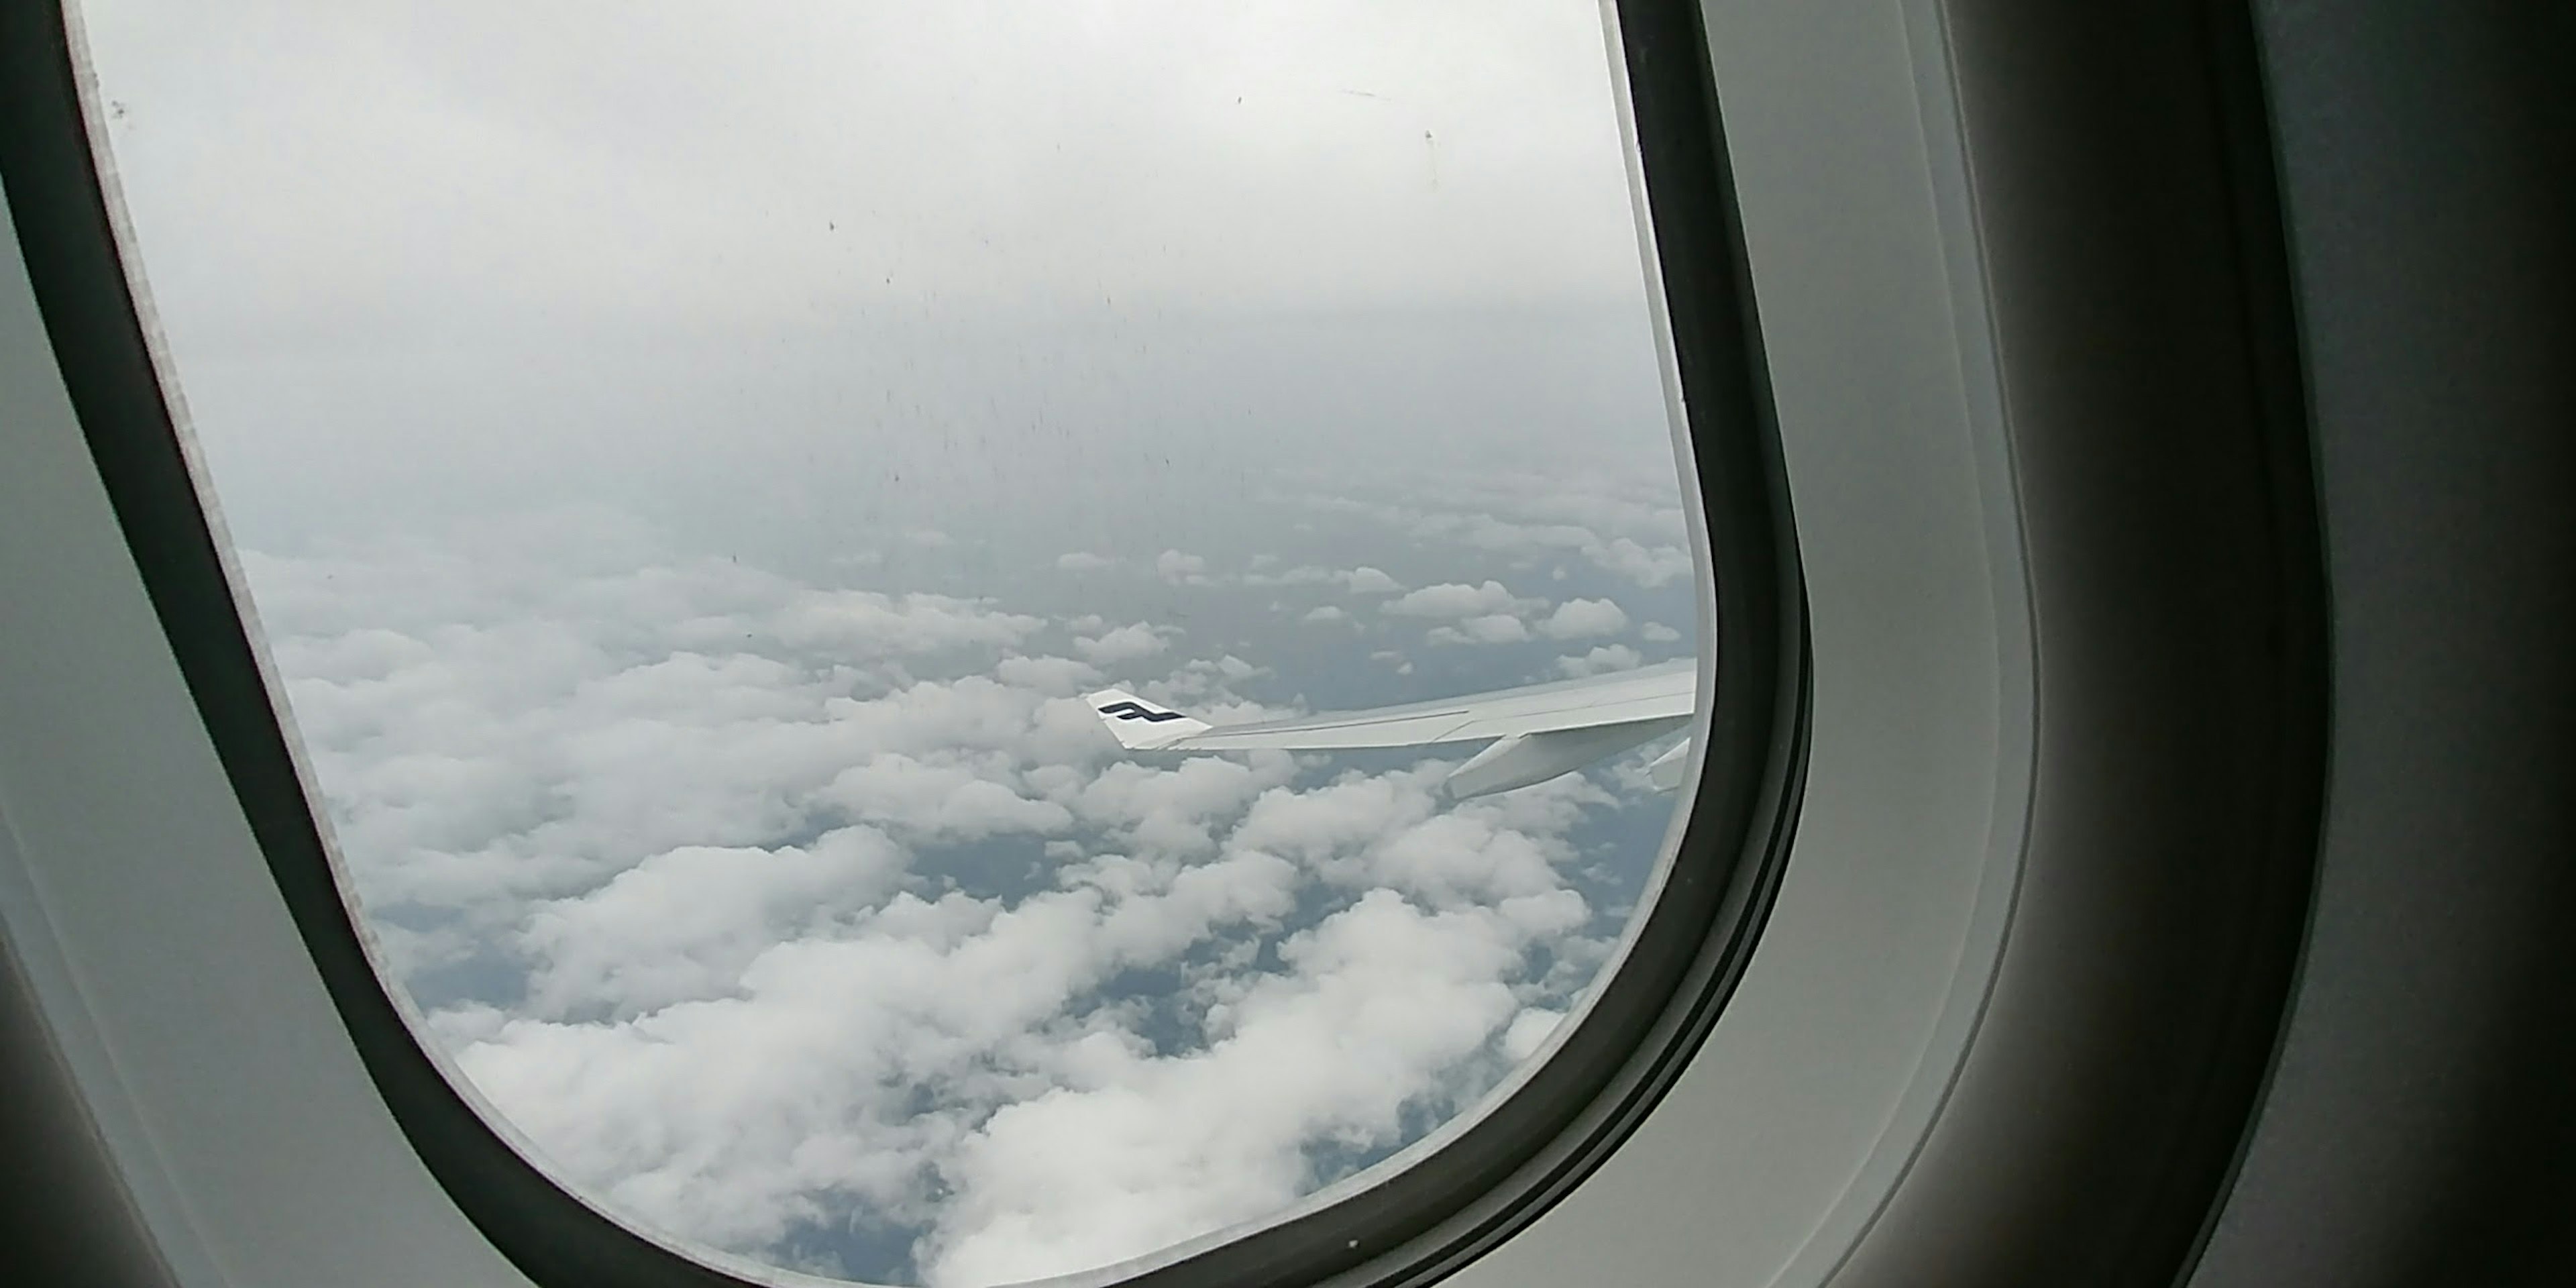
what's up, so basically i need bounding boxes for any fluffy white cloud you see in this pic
[1154,549,1210,584]
[1500,1007,1566,1063]
[1301,605,1347,623]
[1383,580,1525,619]
[918,890,1554,1286]
[1585,537,1693,588]
[1242,564,1403,594]
[1234,766,1603,912]
[1640,621,1682,644]
[517,826,908,1019]
[457,857,1308,1263]
[1309,475,1699,591]
[817,755,1076,845]
[1073,622,1175,667]
[1340,566,1403,595]
[1426,614,1532,647]
[1069,757,1297,859]
[445,747,1609,1285]
[1556,644,1644,678]
[1366,649,1417,676]
[1538,598,1629,639]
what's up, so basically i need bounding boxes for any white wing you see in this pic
[1087,659,1698,799]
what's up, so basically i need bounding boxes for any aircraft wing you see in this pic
[1086,659,1699,799]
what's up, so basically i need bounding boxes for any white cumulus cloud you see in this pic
[1382,580,1523,619]
[1154,549,1210,584]
[1555,644,1644,678]
[1073,622,1175,667]
[1538,598,1629,639]
[1585,537,1693,588]
[1340,566,1403,594]
[1242,564,1403,594]
[1426,614,1532,647]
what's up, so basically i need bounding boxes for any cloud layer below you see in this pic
[248,509,1669,1286]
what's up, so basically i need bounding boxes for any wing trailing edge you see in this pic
[1441,717,1690,798]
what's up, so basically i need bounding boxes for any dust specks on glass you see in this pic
[76,2,1698,1283]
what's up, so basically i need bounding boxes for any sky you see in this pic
[76,3,1703,1284]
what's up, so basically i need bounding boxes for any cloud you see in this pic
[816,755,1077,845]
[1301,605,1347,624]
[1073,622,1175,667]
[1426,614,1533,647]
[1500,1008,1566,1063]
[517,826,908,1020]
[1340,566,1403,595]
[1310,478,1699,592]
[181,456,1716,1288]
[1069,757,1298,859]
[773,589,1043,655]
[458,853,1310,1264]
[1538,598,1628,639]
[1423,515,1599,555]
[441,751,1609,1285]
[1242,564,1403,594]
[1147,655,1276,709]
[918,890,1562,1286]
[993,655,1103,696]
[1155,549,1210,584]
[213,517,1660,1287]
[1640,622,1682,644]
[1382,580,1526,619]
[1555,644,1644,678]
[1233,767,1601,910]
[1351,470,1690,547]
[1055,552,1116,572]
[1585,538,1693,588]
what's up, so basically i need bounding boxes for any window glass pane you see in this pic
[76,2,1699,1283]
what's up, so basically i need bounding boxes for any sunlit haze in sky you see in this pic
[80,2,1702,1283]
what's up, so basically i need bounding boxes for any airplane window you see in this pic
[74,1,1703,1283]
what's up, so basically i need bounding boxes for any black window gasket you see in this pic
[0,0,1806,1284]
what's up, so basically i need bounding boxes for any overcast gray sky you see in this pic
[77,3,1703,1284]
[84,0,1678,570]
[87,0,1649,337]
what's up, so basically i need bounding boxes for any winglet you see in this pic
[1085,688,1212,750]
[1645,739,1692,792]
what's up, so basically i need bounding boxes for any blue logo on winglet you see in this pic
[1099,701,1188,723]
